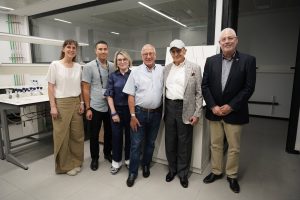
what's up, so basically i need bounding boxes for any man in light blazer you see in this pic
[163,39,203,188]
[202,28,256,193]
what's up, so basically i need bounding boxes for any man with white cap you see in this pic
[163,39,203,188]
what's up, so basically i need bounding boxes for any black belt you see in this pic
[166,98,183,102]
[137,106,162,112]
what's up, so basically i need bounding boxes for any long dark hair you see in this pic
[60,39,78,62]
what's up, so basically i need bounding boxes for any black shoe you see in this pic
[227,177,240,193]
[126,174,136,187]
[166,171,176,182]
[90,159,98,171]
[104,154,112,163]
[203,173,223,183]
[180,177,189,188]
[142,165,150,178]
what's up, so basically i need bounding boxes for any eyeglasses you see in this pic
[220,36,236,43]
[142,52,155,57]
[117,58,128,62]
[170,48,182,54]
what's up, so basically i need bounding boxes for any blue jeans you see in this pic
[129,106,162,176]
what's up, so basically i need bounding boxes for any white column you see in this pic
[214,0,223,53]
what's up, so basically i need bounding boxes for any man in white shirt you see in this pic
[163,39,203,188]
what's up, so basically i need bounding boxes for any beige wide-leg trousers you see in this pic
[52,97,84,174]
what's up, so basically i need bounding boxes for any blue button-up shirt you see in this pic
[104,69,131,106]
[122,64,163,109]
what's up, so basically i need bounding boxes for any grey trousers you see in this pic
[164,99,193,178]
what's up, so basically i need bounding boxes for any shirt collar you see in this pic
[222,51,236,61]
[173,59,186,67]
[96,58,108,67]
[116,69,131,75]
[143,63,156,72]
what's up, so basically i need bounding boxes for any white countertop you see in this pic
[0,94,49,106]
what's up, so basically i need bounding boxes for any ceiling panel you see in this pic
[1,0,300,17]
[0,0,43,9]
[46,0,207,29]
[1,0,299,33]
[0,0,94,15]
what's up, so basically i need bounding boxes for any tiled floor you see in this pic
[0,117,300,200]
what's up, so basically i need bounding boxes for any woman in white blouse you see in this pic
[46,39,84,176]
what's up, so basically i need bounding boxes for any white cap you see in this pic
[170,39,185,49]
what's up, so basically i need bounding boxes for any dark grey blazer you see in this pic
[201,51,256,124]
[163,60,203,124]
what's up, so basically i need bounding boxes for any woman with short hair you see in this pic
[105,50,132,174]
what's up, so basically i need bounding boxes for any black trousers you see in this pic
[88,108,112,160]
[164,99,193,178]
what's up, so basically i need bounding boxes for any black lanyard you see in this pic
[95,59,109,89]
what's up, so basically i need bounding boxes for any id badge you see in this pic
[102,89,107,99]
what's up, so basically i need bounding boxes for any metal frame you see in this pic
[0,121,4,160]
[0,100,49,169]
[286,28,300,154]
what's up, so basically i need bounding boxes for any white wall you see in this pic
[238,8,300,69]
[249,71,294,118]
[238,8,300,118]
[180,28,207,46]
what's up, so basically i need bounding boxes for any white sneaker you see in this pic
[74,167,81,173]
[125,160,130,169]
[66,168,78,176]
[110,166,121,175]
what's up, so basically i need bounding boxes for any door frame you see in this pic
[286,28,300,154]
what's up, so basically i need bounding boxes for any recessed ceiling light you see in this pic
[0,6,14,11]
[110,32,120,35]
[138,2,187,28]
[54,18,72,24]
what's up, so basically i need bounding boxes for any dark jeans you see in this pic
[111,105,131,162]
[164,99,193,178]
[129,106,162,176]
[88,108,112,160]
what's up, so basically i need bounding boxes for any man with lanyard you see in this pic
[123,44,163,187]
[82,40,114,171]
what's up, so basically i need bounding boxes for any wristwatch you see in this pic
[111,112,118,117]
[130,113,136,117]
